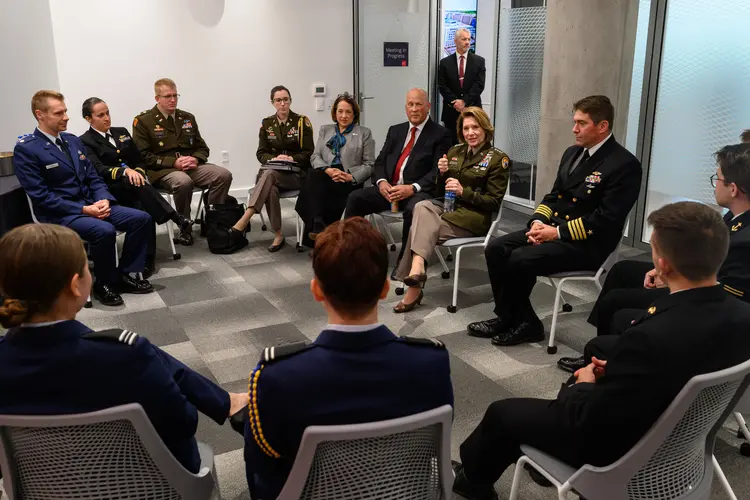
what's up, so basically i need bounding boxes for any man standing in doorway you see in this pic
[438,28,486,144]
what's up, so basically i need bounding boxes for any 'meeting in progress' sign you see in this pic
[384,42,409,66]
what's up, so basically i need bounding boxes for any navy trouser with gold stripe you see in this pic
[484,229,606,321]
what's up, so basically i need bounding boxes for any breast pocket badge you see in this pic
[182,121,193,130]
[585,171,602,184]
[45,163,59,169]
[119,135,130,142]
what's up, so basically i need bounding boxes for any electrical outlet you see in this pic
[221,151,229,163]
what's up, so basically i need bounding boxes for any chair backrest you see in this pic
[569,358,750,500]
[277,405,453,500]
[25,193,40,224]
[0,403,215,500]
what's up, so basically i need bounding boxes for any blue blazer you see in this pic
[0,320,230,473]
[13,129,115,225]
[243,325,454,499]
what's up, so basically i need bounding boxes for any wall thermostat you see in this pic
[313,84,326,97]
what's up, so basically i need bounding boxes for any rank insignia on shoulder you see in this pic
[399,336,446,348]
[83,328,139,345]
[132,118,139,128]
[261,341,313,363]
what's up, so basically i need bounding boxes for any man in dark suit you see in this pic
[467,95,642,346]
[558,143,750,373]
[452,201,750,500]
[345,88,453,264]
[242,218,453,499]
[79,97,194,274]
[13,90,153,307]
[438,28,486,144]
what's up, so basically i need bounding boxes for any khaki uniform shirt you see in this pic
[438,142,510,235]
[132,105,210,182]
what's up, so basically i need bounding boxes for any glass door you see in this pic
[354,0,439,149]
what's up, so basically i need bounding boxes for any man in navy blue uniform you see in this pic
[0,223,249,474]
[242,217,454,499]
[13,90,153,306]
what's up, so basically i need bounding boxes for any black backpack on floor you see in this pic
[203,196,249,254]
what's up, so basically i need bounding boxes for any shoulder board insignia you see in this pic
[732,222,743,232]
[399,336,445,348]
[261,341,312,363]
[82,328,139,345]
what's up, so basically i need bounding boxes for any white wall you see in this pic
[47,0,354,190]
[0,0,60,152]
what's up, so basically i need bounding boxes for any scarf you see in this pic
[326,123,354,167]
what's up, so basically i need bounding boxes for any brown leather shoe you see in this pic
[393,290,424,313]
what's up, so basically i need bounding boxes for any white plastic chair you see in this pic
[541,242,623,354]
[277,405,454,500]
[157,186,208,260]
[714,385,750,499]
[0,403,220,500]
[508,357,750,500]
[369,209,403,252]
[248,187,305,252]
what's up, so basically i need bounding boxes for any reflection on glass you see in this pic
[642,0,750,242]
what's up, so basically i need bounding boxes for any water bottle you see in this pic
[444,190,456,213]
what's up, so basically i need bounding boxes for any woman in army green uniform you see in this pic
[230,86,314,252]
[393,107,510,312]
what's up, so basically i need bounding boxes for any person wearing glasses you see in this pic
[132,78,233,246]
[294,92,375,247]
[557,143,750,375]
[228,85,314,252]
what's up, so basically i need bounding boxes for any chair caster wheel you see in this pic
[741,442,750,456]
[173,253,181,260]
[261,224,268,231]
[447,305,457,313]
[562,303,573,313]
[395,287,405,296]
[441,271,450,279]
[390,244,396,252]
[297,244,304,253]
[446,254,453,262]
[547,345,558,355]
[84,301,93,309]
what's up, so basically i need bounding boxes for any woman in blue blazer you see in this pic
[295,93,375,247]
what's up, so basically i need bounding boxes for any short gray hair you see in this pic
[454,28,471,41]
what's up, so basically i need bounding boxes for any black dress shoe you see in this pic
[268,237,286,253]
[92,282,124,306]
[119,274,154,294]
[177,215,194,234]
[557,355,587,373]
[451,462,498,500]
[524,463,553,487]
[174,227,194,246]
[491,320,544,346]
[467,317,511,338]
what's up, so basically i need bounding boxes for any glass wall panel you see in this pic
[493,5,546,206]
[642,0,750,242]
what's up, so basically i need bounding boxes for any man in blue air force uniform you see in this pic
[13,90,153,307]
[241,218,454,499]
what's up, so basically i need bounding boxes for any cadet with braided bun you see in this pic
[0,223,249,474]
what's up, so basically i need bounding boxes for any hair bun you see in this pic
[0,298,31,328]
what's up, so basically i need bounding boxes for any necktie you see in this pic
[167,115,175,130]
[459,55,465,88]
[105,133,115,147]
[55,138,73,165]
[392,127,417,185]
[569,149,590,175]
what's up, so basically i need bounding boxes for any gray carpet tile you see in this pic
[2,201,745,500]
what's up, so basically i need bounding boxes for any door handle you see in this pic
[360,95,375,100]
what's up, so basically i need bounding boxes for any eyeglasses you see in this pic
[158,94,180,100]
[710,174,727,188]
[273,97,291,104]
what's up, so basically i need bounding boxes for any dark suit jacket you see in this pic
[720,210,750,301]
[531,136,642,257]
[373,119,453,195]
[556,285,750,467]
[80,127,148,184]
[438,51,486,123]
[13,129,115,225]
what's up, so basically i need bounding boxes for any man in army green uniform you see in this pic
[132,78,232,245]
[229,85,314,252]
